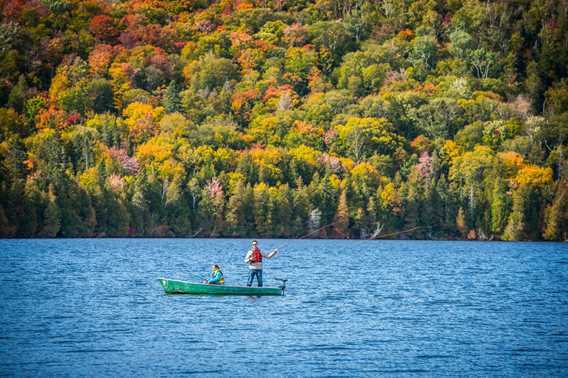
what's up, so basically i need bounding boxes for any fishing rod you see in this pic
[374,225,431,239]
[184,272,206,281]
[298,222,336,240]
[268,222,337,253]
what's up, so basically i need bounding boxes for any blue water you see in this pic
[1,239,568,377]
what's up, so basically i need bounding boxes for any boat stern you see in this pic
[275,278,288,295]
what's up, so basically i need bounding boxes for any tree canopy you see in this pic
[0,0,567,240]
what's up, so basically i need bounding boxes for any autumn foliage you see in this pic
[0,0,566,240]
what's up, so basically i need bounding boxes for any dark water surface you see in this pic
[1,239,568,377]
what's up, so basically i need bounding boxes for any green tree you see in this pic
[503,187,527,241]
[284,47,318,94]
[183,53,239,92]
[489,176,509,236]
[39,186,61,237]
[254,182,273,236]
[412,98,465,139]
[163,80,182,114]
[308,21,354,68]
[8,75,28,112]
[226,179,250,236]
[543,181,568,241]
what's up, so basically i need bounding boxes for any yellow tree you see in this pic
[503,165,553,240]
[123,102,164,145]
[334,190,349,238]
[334,117,404,161]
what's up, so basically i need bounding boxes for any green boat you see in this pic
[158,277,286,296]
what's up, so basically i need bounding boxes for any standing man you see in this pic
[244,240,277,287]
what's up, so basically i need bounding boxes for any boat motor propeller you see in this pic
[274,278,288,292]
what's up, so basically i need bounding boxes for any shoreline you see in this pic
[1,236,565,242]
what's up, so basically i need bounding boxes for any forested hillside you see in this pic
[0,0,567,240]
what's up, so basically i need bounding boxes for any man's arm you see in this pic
[244,250,252,263]
[262,249,278,259]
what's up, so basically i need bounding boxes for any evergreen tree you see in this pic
[292,179,311,236]
[503,188,527,241]
[163,80,182,114]
[0,205,16,237]
[489,177,509,236]
[270,184,293,237]
[165,179,192,236]
[226,180,246,236]
[543,181,567,241]
[40,186,61,237]
[19,181,42,236]
[435,176,454,236]
[403,172,420,236]
[317,175,339,232]
[7,75,28,113]
[130,174,150,236]
[254,183,272,236]
[107,196,130,236]
[58,182,85,237]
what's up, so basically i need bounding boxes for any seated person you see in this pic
[204,264,225,285]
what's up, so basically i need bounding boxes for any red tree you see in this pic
[90,15,119,42]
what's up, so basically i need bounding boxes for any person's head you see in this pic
[252,240,258,247]
[212,264,220,271]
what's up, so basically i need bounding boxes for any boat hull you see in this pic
[158,278,284,296]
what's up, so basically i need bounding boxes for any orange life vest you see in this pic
[250,246,262,263]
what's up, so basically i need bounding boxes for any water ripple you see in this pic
[0,239,567,377]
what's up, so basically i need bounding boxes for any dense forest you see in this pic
[0,0,567,240]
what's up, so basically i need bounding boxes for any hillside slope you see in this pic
[0,0,566,240]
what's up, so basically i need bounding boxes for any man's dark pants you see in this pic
[247,269,263,287]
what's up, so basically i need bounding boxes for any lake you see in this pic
[1,239,567,377]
